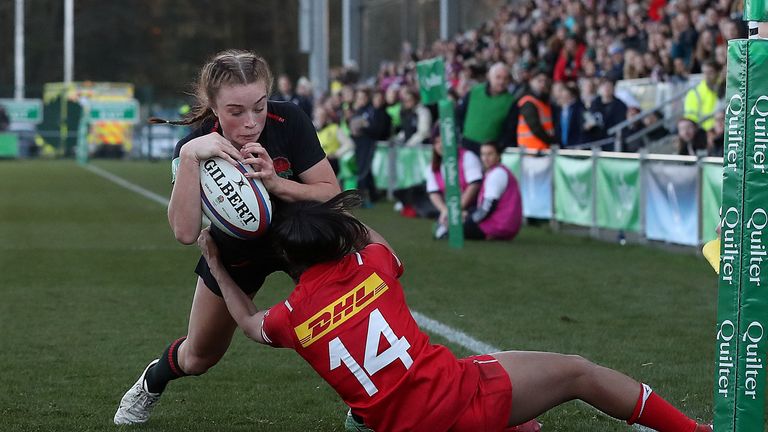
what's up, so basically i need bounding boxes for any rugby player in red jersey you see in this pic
[198,191,711,432]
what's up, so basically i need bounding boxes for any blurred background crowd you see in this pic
[290,0,740,168]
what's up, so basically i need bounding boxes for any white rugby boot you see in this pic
[113,359,161,425]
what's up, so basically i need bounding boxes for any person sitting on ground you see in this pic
[425,125,482,239]
[464,142,523,241]
[197,190,712,432]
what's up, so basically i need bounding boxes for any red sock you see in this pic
[626,384,697,432]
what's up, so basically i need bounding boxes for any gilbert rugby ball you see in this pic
[200,157,272,239]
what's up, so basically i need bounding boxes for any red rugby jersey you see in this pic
[261,243,479,432]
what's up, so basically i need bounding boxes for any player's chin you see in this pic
[229,139,248,149]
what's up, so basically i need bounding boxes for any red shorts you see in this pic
[449,354,512,432]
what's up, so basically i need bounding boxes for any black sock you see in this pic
[144,336,188,394]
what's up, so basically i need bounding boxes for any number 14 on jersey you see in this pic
[328,308,414,396]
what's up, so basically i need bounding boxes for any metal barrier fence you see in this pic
[371,143,723,247]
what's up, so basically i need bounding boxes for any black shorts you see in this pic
[194,227,291,297]
[463,217,487,240]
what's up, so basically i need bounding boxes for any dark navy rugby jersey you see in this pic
[172,100,326,252]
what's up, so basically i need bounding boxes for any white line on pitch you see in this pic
[410,311,500,354]
[83,163,169,207]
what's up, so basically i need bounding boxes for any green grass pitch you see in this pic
[0,160,717,431]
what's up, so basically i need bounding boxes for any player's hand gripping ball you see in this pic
[199,157,272,239]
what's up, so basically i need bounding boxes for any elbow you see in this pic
[172,226,200,245]
[326,181,342,197]
[175,231,199,245]
[168,211,201,245]
[243,328,263,343]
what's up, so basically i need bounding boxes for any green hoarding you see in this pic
[702,163,723,243]
[595,158,641,232]
[372,145,432,190]
[501,152,521,179]
[554,156,592,226]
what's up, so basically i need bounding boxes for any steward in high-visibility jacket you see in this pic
[516,69,556,150]
[683,61,722,131]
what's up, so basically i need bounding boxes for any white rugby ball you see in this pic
[199,157,272,239]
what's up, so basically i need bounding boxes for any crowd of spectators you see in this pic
[272,0,743,222]
[298,0,740,150]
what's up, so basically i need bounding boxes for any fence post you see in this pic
[76,101,90,165]
[695,150,705,250]
[520,148,531,227]
[638,148,648,245]
[387,139,397,201]
[590,145,599,239]
[549,146,559,231]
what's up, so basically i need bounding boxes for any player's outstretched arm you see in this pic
[197,229,267,344]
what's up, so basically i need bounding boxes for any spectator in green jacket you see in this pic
[456,62,517,154]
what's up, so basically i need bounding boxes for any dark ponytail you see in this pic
[272,191,369,270]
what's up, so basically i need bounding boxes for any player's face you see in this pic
[480,145,500,169]
[214,81,268,148]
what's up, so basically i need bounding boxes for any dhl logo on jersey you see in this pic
[294,272,388,348]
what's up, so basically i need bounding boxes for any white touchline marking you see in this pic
[83,164,169,207]
[410,311,500,354]
[86,163,662,431]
